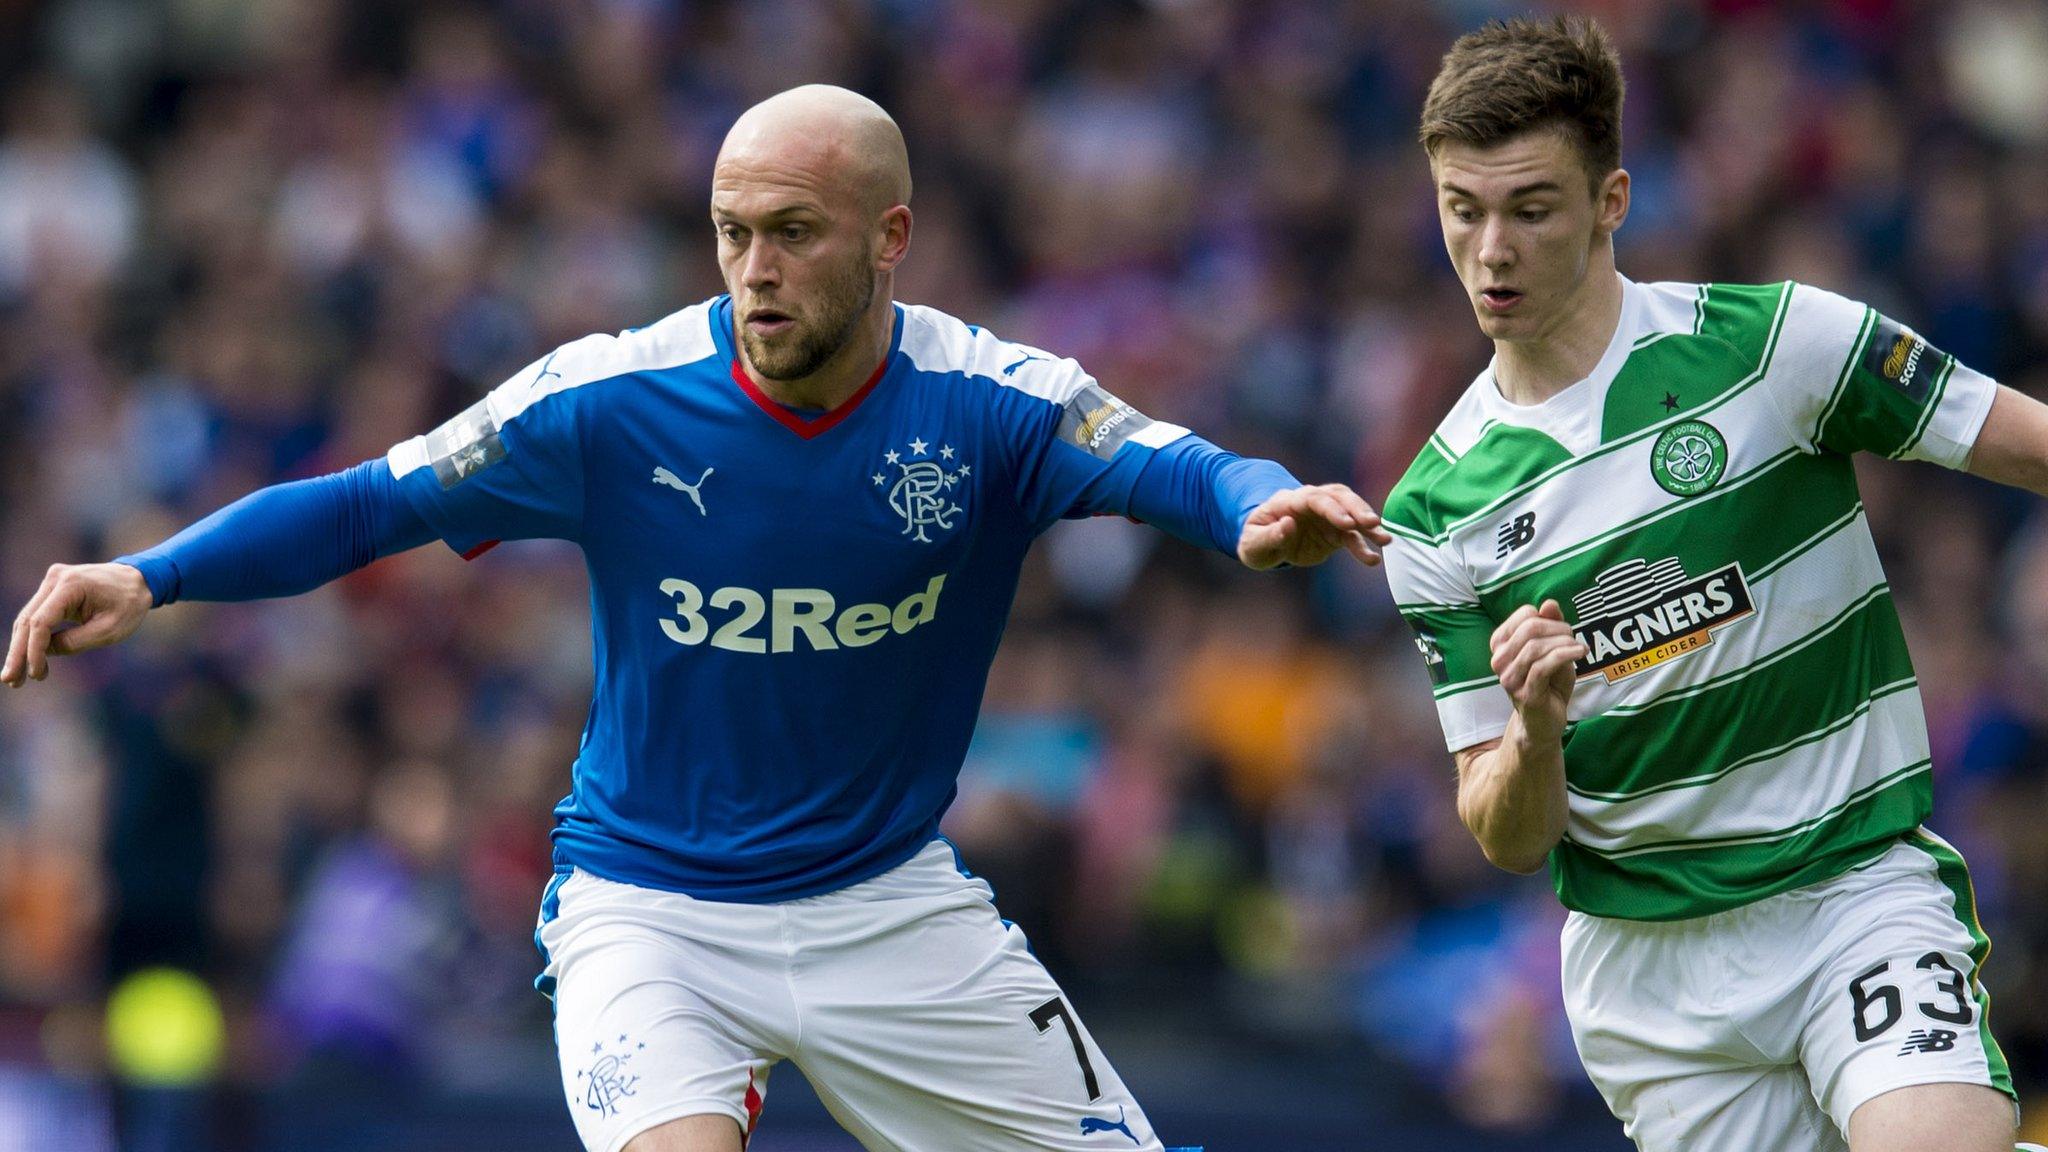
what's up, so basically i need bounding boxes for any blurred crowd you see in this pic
[3,0,2048,1145]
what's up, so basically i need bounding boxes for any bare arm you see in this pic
[1450,600,1585,873]
[1965,384,2048,495]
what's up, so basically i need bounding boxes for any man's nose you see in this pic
[1477,217,1515,270]
[741,239,780,290]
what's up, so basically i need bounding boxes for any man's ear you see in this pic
[877,205,912,271]
[1595,168,1630,238]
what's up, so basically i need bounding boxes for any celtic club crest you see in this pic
[872,437,970,543]
[1650,419,1727,496]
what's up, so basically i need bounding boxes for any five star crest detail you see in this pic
[874,437,970,543]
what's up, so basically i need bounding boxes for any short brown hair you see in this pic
[1419,15,1624,191]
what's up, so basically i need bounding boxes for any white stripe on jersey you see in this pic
[898,304,1088,403]
[896,303,1192,447]
[388,301,718,478]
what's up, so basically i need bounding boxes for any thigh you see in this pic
[1846,1082,2016,1152]
[1562,912,1802,1151]
[1795,835,2016,1139]
[1561,911,1849,1152]
[542,871,786,1152]
[791,848,1165,1152]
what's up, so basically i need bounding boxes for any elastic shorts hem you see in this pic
[1835,1069,2019,1136]
[602,1100,749,1152]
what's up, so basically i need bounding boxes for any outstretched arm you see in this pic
[1119,436,1392,569]
[1964,385,2048,495]
[3,458,433,686]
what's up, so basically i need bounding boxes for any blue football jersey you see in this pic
[387,296,1273,900]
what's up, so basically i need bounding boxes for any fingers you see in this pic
[1489,604,1540,651]
[45,614,123,657]
[1319,486,1391,545]
[1341,529,1383,567]
[1496,633,1587,699]
[4,567,62,687]
[1489,602,1583,699]
[21,591,69,682]
[1318,484,1392,543]
[1529,644,1585,687]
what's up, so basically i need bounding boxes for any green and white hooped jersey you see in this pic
[1382,278,1999,922]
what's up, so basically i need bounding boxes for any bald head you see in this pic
[716,85,911,214]
[711,86,914,389]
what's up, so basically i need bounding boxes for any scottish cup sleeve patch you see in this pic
[1861,317,1951,405]
[425,398,508,489]
[1057,384,1156,461]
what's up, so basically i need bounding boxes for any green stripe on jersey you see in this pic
[1552,769,1926,919]
[1563,587,1911,796]
[1427,283,1792,544]
[1384,280,1952,922]
[1477,449,1857,609]
[1385,424,1572,540]
[1818,308,1961,459]
[1400,604,1498,694]
[1600,286,1785,443]
[1695,282,1787,359]
[1382,442,1458,539]
[1908,831,2015,1098]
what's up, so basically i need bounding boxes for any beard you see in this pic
[740,243,877,382]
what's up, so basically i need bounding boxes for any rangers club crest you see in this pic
[575,1035,644,1118]
[872,437,970,543]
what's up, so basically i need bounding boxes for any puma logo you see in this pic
[1078,1105,1139,1145]
[652,466,713,515]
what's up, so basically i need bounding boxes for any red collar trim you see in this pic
[730,355,890,441]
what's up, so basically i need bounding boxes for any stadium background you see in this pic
[2,0,2046,1148]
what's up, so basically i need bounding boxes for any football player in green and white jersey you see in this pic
[1383,16,2048,1152]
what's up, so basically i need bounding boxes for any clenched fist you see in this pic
[1488,599,1586,741]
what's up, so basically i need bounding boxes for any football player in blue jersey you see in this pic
[4,85,1390,1152]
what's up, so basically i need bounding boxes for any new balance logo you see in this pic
[1079,1105,1140,1145]
[1897,1029,1958,1056]
[653,466,713,515]
[1495,512,1537,558]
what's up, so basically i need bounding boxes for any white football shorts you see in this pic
[535,839,1166,1152]
[1562,829,2016,1151]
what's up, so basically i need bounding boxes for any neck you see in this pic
[738,289,896,411]
[1492,266,1626,405]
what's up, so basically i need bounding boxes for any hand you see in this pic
[3,563,154,687]
[1236,484,1395,570]
[1489,600,1586,742]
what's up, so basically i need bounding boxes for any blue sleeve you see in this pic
[1002,371,1296,553]
[1123,436,1300,556]
[116,459,435,607]
[383,346,589,555]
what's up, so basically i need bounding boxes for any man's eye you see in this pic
[1519,209,1549,223]
[1452,207,1478,223]
[781,225,809,242]
[718,225,745,243]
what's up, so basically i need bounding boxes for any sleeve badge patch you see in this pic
[425,398,508,489]
[1058,384,1156,461]
[1862,317,1951,404]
